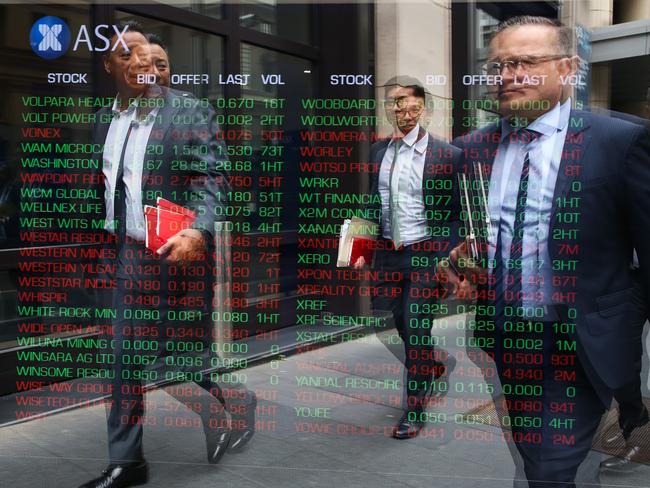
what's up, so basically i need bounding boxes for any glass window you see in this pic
[477,8,499,50]
[157,0,223,19]
[116,11,224,100]
[239,0,312,45]
[468,7,502,128]
[0,5,98,348]
[231,44,313,335]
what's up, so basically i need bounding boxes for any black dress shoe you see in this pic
[206,427,231,464]
[229,392,257,451]
[202,402,231,464]
[204,411,231,464]
[392,410,424,439]
[600,443,643,473]
[78,462,148,488]
[600,412,647,475]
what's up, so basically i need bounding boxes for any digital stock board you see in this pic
[1,2,650,488]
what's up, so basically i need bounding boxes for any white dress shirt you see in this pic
[488,99,572,318]
[102,97,159,242]
[378,123,429,246]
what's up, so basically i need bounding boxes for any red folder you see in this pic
[336,217,378,267]
[349,237,375,267]
[144,200,196,252]
[144,206,165,252]
[157,197,196,219]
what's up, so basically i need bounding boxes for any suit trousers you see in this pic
[489,319,606,488]
[104,275,251,465]
[371,240,447,408]
[612,277,647,427]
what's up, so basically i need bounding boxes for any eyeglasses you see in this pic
[383,97,424,116]
[481,54,568,75]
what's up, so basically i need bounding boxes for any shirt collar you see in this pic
[111,94,160,125]
[413,128,429,155]
[389,123,428,154]
[138,107,160,125]
[500,97,572,141]
[401,123,420,147]
[111,95,138,117]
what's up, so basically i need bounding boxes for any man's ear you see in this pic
[559,55,579,77]
[103,54,111,75]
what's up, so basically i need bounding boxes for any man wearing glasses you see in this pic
[355,76,460,439]
[443,16,650,487]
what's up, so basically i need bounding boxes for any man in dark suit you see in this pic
[355,76,461,439]
[592,111,650,473]
[444,15,650,487]
[78,27,255,488]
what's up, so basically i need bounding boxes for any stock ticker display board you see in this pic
[2,2,650,488]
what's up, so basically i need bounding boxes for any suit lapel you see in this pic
[468,124,502,172]
[374,140,389,165]
[141,89,178,186]
[93,106,111,171]
[93,107,112,146]
[422,132,436,202]
[370,139,390,197]
[549,110,591,235]
[92,107,112,220]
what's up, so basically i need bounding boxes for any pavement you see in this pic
[1,314,650,488]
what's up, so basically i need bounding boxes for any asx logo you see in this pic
[30,16,129,59]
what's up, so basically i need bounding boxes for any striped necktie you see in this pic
[503,128,539,312]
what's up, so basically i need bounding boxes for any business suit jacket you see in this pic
[91,87,228,245]
[367,130,462,264]
[88,87,229,284]
[87,88,230,370]
[452,109,650,400]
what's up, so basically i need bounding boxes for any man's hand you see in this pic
[353,256,366,269]
[437,239,484,299]
[157,228,206,263]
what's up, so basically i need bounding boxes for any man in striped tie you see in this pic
[444,15,650,488]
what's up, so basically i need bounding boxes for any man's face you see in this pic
[488,25,573,120]
[103,31,148,90]
[150,44,170,87]
[124,43,155,93]
[384,86,424,135]
[121,43,169,99]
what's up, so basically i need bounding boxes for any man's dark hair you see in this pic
[103,20,145,59]
[114,20,145,36]
[495,15,573,55]
[382,75,426,100]
[146,33,168,52]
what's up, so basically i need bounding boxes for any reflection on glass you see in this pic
[477,8,499,50]
[469,8,501,127]
[237,43,313,330]
[239,0,311,44]
[116,11,224,101]
[157,0,222,19]
[241,43,312,127]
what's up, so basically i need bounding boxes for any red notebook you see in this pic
[144,206,165,252]
[349,237,375,267]
[157,197,196,219]
[144,199,196,252]
[336,217,378,267]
